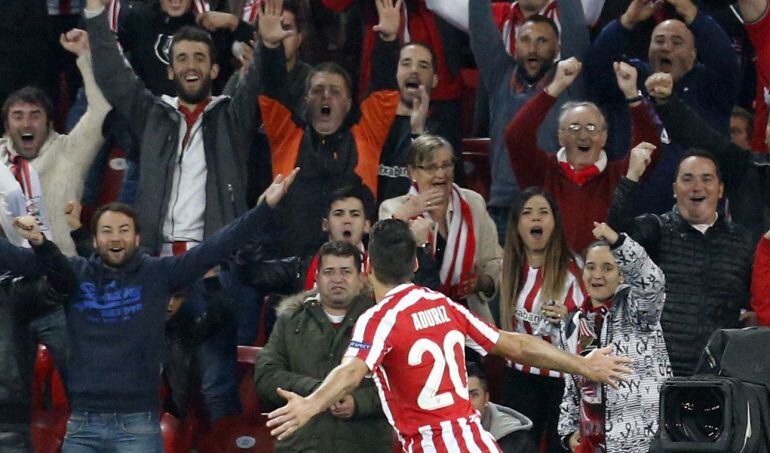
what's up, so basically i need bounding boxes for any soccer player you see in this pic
[267,219,632,451]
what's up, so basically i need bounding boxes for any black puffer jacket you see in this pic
[608,177,754,376]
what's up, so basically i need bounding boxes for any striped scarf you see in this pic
[408,182,476,296]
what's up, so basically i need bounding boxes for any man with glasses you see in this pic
[504,57,661,251]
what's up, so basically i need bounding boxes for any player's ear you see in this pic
[413,257,419,273]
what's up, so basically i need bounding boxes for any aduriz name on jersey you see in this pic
[412,306,451,331]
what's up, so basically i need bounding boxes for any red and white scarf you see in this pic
[408,182,476,295]
[0,141,53,246]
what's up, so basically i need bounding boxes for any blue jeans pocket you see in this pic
[65,414,85,436]
[118,412,159,436]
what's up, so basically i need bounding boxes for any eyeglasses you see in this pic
[415,161,455,174]
[560,123,605,136]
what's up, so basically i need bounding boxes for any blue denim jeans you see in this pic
[61,411,162,453]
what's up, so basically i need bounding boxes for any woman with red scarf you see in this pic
[379,134,501,323]
[558,222,670,453]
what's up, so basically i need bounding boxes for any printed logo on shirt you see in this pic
[153,34,174,66]
[514,307,546,324]
[349,340,372,350]
[73,281,144,324]
[378,164,409,179]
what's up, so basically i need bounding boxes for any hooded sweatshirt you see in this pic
[65,202,273,412]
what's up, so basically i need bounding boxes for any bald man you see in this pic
[586,0,738,215]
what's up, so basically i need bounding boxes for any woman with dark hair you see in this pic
[558,222,670,453]
[499,186,586,453]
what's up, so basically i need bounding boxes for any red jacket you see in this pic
[505,90,661,252]
[752,237,770,326]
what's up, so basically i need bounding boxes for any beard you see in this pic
[174,74,213,105]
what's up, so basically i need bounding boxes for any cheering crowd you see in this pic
[1,0,770,451]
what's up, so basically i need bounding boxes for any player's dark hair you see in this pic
[368,219,415,285]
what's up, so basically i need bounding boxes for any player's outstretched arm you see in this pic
[492,331,633,389]
[267,357,369,440]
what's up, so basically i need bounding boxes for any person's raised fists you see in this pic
[645,72,674,103]
[626,142,656,182]
[545,57,582,98]
[60,29,90,56]
[614,61,639,100]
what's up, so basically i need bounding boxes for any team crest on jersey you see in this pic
[349,340,371,350]
[154,34,174,66]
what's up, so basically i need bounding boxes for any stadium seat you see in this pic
[30,409,67,453]
[197,346,272,452]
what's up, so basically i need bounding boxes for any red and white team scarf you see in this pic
[106,0,210,32]
[408,182,476,297]
[0,141,53,246]
[241,0,260,24]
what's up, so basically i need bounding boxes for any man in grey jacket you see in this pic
[84,0,261,254]
[469,0,590,240]
[84,0,264,422]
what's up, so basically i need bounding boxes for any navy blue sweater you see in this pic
[59,202,273,412]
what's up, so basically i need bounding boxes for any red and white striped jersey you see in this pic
[345,284,501,452]
[510,260,585,378]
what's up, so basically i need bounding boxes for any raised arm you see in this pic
[505,59,582,189]
[163,169,298,288]
[468,0,515,94]
[593,223,665,331]
[258,0,296,107]
[14,216,78,297]
[556,0,591,99]
[684,5,739,111]
[647,72,750,188]
[84,0,155,141]
[585,0,657,103]
[52,30,112,182]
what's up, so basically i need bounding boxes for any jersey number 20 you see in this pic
[408,330,469,411]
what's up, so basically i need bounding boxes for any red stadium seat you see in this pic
[197,346,272,452]
[30,409,67,453]
[462,138,492,201]
[31,345,68,411]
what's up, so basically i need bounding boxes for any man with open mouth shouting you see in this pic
[586,0,737,216]
[505,57,661,253]
[257,0,401,261]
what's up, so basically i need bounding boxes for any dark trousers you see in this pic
[501,367,565,453]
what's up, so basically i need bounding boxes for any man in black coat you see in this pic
[608,145,754,377]
[0,216,76,452]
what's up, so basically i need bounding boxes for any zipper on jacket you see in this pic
[227,183,236,215]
